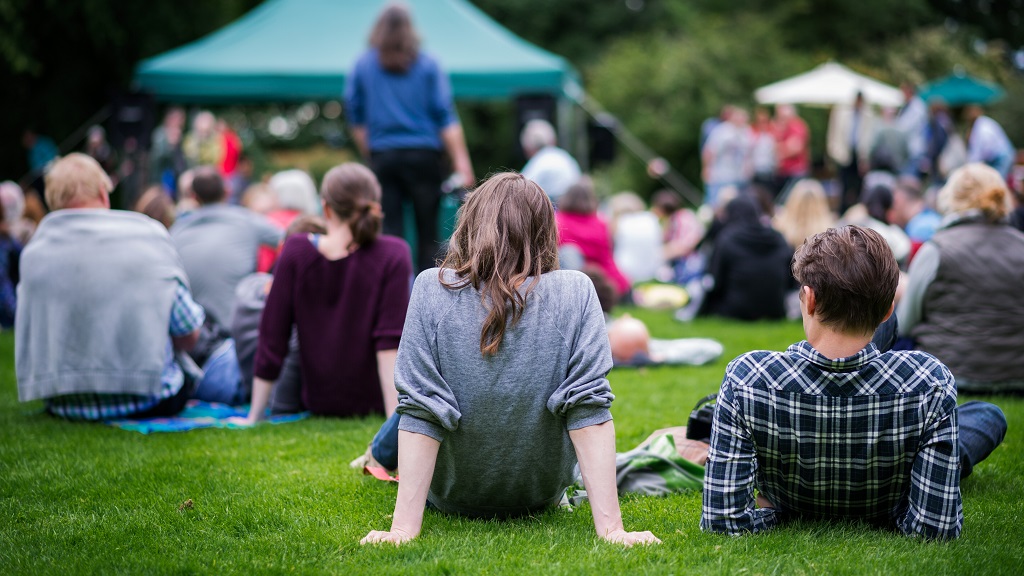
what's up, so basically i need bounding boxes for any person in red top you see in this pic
[554,177,631,299]
[773,104,811,198]
[218,119,242,178]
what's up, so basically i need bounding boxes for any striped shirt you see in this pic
[701,341,962,539]
[45,282,205,420]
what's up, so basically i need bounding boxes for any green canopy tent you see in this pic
[918,72,1005,106]
[132,0,579,102]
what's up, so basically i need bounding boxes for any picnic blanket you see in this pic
[105,400,309,434]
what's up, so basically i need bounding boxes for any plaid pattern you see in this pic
[701,341,962,539]
[46,282,205,421]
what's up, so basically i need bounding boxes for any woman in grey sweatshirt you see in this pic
[361,172,660,547]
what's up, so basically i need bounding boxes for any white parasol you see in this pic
[754,62,904,108]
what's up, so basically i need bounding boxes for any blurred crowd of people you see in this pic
[5,100,1024,392]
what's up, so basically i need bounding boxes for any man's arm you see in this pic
[253,213,284,249]
[700,375,778,535]
[376,349,398,418]
[896,379,962,539]
[171,330,200,352]
[169,282,205,352]
[440,124,474,188]
[701,143,715,184]
[351,126,369,160]
[895,242,939,336]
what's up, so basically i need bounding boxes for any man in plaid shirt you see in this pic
[701,226,1006,539]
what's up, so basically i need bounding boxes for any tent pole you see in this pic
[573,90,703,206]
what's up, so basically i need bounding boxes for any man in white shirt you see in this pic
[520,119,581,204]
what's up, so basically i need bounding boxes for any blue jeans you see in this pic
[371,412,401,471]
[192,339,244,405]
[958,401,1007,479]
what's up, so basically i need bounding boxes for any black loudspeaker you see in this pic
[108,92,155,151]
[588,112,617,167]
[514,94,557,162]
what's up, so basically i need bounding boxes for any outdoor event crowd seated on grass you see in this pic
[4,1,1024,572]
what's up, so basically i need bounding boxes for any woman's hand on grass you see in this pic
[224,416,256,427]
[603,529,662,547]
[360,528,416,545]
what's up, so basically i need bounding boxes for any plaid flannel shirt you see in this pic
[701,341,962,539]
[46,282,205,421]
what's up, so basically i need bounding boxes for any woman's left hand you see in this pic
[224,416,257,427]
[360,528,416,545]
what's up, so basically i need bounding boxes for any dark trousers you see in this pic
[371,149,444,272]
[839,160,862,214]
[132,371,197,418]
[371,411,401,470]
[957,401,1007,478]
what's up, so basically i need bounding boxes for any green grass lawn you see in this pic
[1,312,1021,575]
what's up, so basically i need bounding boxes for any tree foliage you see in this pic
[471,0,673,67]
[2,0,1021,190]
[585,13,814,196]
[0,0,260,178]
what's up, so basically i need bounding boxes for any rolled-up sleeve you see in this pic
[395,273,461,442]
[547,281,614,430]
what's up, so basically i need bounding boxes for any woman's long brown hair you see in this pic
[369,3,419,73]
[440,172,560,356]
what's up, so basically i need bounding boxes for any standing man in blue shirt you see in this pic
[344,3,474,272]
[701,225,1006,539]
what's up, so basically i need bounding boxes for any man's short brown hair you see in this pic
[792,225,898,335]
[191,166,226,205]
[44,153,112,210]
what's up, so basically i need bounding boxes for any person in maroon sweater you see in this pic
[238,163,412,423]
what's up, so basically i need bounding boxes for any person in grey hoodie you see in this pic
[360,172,660,548]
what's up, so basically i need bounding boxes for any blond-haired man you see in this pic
[16,154,204,420]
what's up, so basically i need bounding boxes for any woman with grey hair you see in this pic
[897,163,1024,392]
[268,169,320,216]
[257,170,321,272]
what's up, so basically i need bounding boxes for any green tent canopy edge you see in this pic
[132,0,580,103]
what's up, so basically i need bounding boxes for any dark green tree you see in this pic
[0,0,260,179]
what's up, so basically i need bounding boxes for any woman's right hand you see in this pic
[360,528,416,545]
[603,529,662,547]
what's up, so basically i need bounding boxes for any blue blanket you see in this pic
[105,400,308,434]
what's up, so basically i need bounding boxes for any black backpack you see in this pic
[685,393,718,444]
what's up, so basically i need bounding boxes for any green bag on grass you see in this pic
[567,433,704,506]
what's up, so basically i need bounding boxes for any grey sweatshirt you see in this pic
[396,268,614,518]
[170,204,281,326]
[16,209,189,401]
